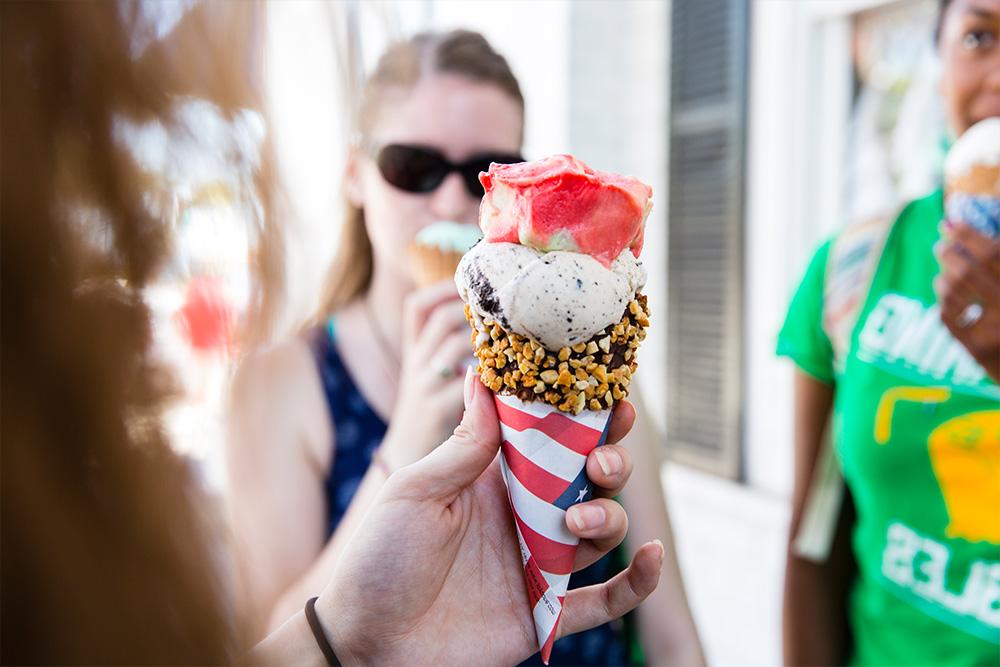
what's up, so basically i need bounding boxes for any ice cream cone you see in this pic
[454,155,654,661]
[494,393,612,664]
[945,117,1000,238]
[408,221,482,288]
[408,243,466,287]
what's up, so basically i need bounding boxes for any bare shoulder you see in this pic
[232,337,317,402]
[228,335,333,470]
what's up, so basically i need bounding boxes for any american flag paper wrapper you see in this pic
[494,393,613,664]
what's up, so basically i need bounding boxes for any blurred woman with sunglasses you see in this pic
[227,29,703,666]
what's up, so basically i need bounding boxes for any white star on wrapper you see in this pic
[576,485,589,502]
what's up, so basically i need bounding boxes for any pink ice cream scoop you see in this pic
[478,154,653,268]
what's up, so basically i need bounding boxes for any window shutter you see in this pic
[666,0,748,478]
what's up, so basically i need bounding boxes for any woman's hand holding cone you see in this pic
[380,281,470,470]
[316,370,662,666]
[935,222,1000,382]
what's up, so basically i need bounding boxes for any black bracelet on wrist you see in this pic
[305,596,342,666]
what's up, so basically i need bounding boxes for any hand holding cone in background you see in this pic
[455,154,653,662]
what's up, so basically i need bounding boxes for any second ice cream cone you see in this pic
[944,117,1000,238]
[408,221,482,287]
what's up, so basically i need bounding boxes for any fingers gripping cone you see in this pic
[494,393,612,664]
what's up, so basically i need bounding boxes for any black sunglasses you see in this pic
[371,144,524,197]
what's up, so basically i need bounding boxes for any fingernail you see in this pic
[594,448,622,476]
[652,539,665,565]
[570,504,606,531]
[463,367,476,405]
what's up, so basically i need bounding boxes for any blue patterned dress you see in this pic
[311,320,636,665]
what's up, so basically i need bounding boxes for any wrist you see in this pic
[311,595,364,667]
[379,424,437,469]
[966,343,1000,382]
[377,432,415,471]
[370,448,395,478]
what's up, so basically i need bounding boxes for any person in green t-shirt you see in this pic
[778,1,1000,665]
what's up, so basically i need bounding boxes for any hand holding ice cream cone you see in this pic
[936,118,1000,382]
[376,281,470,471]
[455,154,655,661]
[376,223,485,469]
[318,369,662,666]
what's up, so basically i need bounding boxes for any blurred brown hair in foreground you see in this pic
[1,1,278,662]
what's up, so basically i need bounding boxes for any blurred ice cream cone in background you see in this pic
[944,117,1000,238]
[408,221,482,287]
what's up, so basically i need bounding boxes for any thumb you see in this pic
[396,368,501,502]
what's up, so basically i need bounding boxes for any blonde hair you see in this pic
[318,29,524,315]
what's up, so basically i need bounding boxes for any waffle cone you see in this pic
[945,165,1000,238]
[408,242,465,288]
[947,164,1000,197]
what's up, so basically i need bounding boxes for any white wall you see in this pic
[427,0,571,159]
[563,0,670,431]
[666,463,789,666]
[743,1,854,501]
[266,1,353,332]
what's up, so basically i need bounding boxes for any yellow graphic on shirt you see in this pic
[874,387,952,444]
[874,388,1000,544]
[927,412,1000,544]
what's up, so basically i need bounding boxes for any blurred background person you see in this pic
[0,1,661,664]
[779,0,1000,664]
[226,28,703,666]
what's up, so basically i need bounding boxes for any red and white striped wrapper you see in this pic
[494,393,613,664]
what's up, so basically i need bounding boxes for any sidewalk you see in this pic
[665,463,790,667]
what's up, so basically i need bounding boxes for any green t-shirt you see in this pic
[778,190,1000,666]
